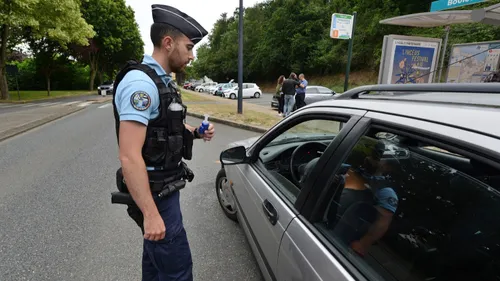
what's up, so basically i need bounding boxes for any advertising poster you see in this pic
[387,40,440,84]
[378,35,442,84]
[446,41,500,83]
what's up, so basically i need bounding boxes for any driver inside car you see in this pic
[329,139,399,257]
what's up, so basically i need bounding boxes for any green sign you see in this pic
[330,13,354,40]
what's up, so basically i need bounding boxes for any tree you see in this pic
[28,37,68,96]
[75,0,144,90]
[0,0,94,100]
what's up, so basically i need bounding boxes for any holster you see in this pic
[111,162,194,231]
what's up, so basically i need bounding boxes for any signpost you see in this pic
[430,0,489,12]
[330,12,357,92]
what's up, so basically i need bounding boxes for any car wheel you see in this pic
[230,93,236,99]
[254,92,261,98]
[215,168,238,222]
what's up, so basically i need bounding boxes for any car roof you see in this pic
[308,83,500,138]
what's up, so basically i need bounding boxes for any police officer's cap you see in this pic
[151,4,208,45]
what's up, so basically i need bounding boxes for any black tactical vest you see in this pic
[111,60,194,186]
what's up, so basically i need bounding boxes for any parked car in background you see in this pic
[209,84,223,95]
[97,81,114,95]
[189,82,202,91]
[198,82,218,92]
[271,85,337,109]
[183,82,192,89]
[216,82,500,281]
[223,83,262,99]
[214,81,236,96]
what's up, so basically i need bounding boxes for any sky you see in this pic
[124,0,265,58]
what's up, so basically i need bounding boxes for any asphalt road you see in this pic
[0,102,263,281]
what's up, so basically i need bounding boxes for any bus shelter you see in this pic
[380,3,500,82]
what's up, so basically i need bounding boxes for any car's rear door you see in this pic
[228,107,366,280]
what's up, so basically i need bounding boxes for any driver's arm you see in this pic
[351,187,398,256]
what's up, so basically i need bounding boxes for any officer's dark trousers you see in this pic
[295,93,306,109]
[142,191,193,281]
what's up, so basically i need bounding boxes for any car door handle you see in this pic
[262,199,278,225]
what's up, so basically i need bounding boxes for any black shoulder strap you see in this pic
[111,60,179,145]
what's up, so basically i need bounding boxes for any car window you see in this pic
[257,118,347,203]
[307,87,319,94]
[314,127,500,281]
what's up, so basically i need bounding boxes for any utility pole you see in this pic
[237,0,244,114]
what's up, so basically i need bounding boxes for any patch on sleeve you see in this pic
[130,91,151,111]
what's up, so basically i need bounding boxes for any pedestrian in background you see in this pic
[295,73,308,110]
[275,75,285,116]
[281,72,300,117]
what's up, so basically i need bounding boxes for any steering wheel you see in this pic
[290,142,328,185]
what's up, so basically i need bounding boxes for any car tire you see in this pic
[254,92,261,98]
[230,93,236,99]
[215,168,238,222]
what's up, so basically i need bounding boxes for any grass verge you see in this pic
[186,103,282,129]
[180,90,214,102]
[1,90,94,103]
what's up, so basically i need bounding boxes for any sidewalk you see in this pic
[0,102,94,142]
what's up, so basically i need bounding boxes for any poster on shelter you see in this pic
[446,42,500,83]
[387,39,440,84]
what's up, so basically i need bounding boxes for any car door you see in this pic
[243,83,252,98]
[305,87,321,104]
[277,111,500,281]
[226,107,366,280]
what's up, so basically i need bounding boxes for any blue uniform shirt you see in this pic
[296,79,308,94]
[115,54,172,126]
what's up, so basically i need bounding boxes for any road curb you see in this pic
[0,94,95,104]
[186,112,268,133]
[0,106,86,142]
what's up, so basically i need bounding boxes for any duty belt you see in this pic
[111,162,194,205]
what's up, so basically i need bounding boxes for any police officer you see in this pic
[111,4,214,280]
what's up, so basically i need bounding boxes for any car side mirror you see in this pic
[220,146,249,165]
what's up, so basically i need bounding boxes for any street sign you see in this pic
[330,13,354,40]
[430,0,488,12]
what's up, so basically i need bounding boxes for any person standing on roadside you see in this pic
[281,72,300,117]
[275,75,285,116]
[111,4,214,281]
[295,73,308,110]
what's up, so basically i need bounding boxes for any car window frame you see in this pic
[294,113,500,281]
[246,106,367,213]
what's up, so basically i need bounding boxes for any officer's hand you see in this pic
[202,123,215,141]
[143,214,166,241]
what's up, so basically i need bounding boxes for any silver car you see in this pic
[216,83,500,281]
[271,85,337,109]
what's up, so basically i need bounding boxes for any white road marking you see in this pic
[39,102,60,107]
[98,103,112,109]
[64,101,80,106]
[22,104,37,108]
[78,101,93,107]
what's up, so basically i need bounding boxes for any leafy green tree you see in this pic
[0,0,94,100]
[75,0,144,90]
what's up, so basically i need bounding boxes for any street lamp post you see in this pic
[237,0,243,114]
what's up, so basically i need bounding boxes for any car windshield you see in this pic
[267,132,336,146]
